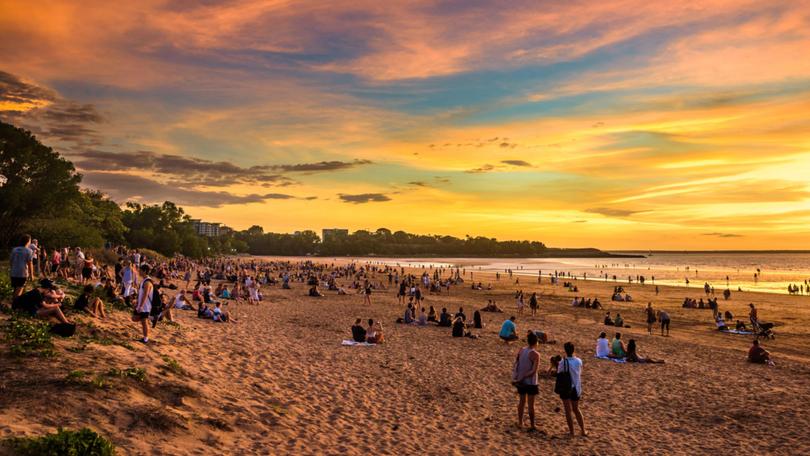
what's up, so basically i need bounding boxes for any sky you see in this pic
[1,0,810,250]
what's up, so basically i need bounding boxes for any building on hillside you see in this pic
[191,219,222,237]
[322,228,349,242]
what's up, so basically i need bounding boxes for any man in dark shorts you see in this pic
[512,331,540,431]
[132,264,155,343]
[9,234,34,299]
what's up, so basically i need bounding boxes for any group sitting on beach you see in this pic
[603,312,625,328]
[571,297,602,309]
[351,318,384,344]
[595,332,664,363]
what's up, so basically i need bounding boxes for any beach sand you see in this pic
[2,261,810,455]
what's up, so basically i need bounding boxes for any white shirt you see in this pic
[596,338,610,357]
[137,277,154,313]
[558,356,583,395]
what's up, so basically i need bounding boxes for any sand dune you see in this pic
[2,263,810,455]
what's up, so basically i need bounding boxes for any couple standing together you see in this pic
[512,333,587,436]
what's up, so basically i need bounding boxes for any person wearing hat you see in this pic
[12,278,71,324]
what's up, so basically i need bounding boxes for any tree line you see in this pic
[1,120,613,259]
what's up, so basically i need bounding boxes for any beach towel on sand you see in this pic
[342,340,376,346]
[721,329,754,335]
[594,355,626,363]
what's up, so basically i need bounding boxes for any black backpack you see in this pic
[143,278,164,317]
[554,359,573,396]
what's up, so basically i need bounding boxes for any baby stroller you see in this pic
[753,321,775,340]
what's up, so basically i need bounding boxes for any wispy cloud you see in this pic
[585,207,639,218]
[703,232,743,238]
[338,193,391,204]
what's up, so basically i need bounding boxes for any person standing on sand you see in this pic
[557,342,587,436]
[363,280,372,305]
[529,292,538,316]
[132,264,155,343]
[658,310,670,336]
[645,303,656,335]
[512,331,541,432]
[9,234,34,299]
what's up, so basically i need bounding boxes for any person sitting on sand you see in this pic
[417,307,428,326]
[427,306,437,322]
[595,332,610,357]
[452,315,467,337]
[220,286,231,299]
[481,299,503,312]
[74,284,106,319]
[403,303,416,324]
[604,312,614,326]
[736,320,748,331]
[715,314,728,331]
[611,333,626,358]
[198,301,213,319]
[614,313,624,328]
[438,307,452,327]
[499,316,519,342]
[748,339,774,365]
[366,319,384,344]
[724,310,734,322]
[473,310,483,329]
[173,290,194,310]
[456,307,467,322]
[626,339,665,363]
[212,302,234,323]
[12,278,72,325]
[351,318,367,342]
[308,285,324,297]
[532,330,556,344]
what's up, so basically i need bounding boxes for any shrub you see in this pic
[106,367,147,383]
[4,427,116,456]
[161,355,185,375]
[0,272,12,305]
[5,314,53,356]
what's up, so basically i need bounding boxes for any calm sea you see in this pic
[345,252,810,296]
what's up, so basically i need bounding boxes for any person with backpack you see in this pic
[132,264,159,343]
[556,342,587,436]
[512,331,541,432]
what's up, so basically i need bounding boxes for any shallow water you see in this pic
[338,252,810,296]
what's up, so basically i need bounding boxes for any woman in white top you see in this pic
[595,332,611,358]
[557,342,587,436]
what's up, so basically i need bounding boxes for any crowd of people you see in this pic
[6,234,782,442]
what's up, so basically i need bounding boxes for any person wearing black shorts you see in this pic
[558,342,587,436]
[512,331,541,431]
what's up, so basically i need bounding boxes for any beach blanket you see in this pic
[594,355,626,363]
[721,329,754,335]
[341,340,376,347]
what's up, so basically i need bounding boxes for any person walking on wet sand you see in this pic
[512,331,541,432]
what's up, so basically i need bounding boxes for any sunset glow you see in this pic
[2,0,810,249]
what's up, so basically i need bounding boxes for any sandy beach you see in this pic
[2,260,810,455]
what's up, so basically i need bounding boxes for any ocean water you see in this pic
[350,253,810,296]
